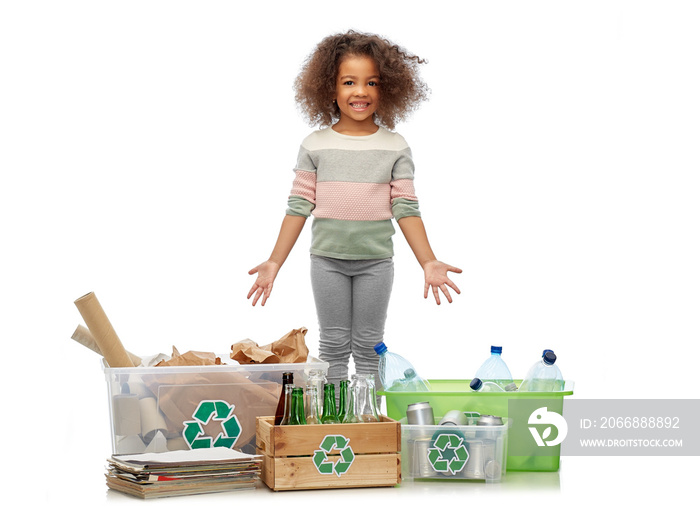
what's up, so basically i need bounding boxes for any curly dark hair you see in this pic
[294,30,430,130]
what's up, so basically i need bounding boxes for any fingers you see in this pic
[446,278,461,295]
[432,284,441,305]
[260,284,273,306]
[248,281,273,306]
[426,281,459,305]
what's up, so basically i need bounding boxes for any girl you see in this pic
[248,30,461,389]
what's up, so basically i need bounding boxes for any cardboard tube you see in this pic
[71,324,142,366]
[139,397,168,443]
[74,292,134,367]
[112,394,142,436]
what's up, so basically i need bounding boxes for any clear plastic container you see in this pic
[401,419,510,482]
[104,355,328,455]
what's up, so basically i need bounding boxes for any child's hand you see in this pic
[422,260,462,305]
[247,260,281,306]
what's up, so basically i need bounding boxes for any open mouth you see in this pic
[350,102,370,110]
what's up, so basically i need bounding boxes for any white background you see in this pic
[1,0,698,511]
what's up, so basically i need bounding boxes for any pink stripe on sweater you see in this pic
[313,182,393,221]
[289,170,316,203]
[390,178,418,202]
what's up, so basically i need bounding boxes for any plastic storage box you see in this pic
[104,357,328,455]
[380,379,574,471]
[401,419,509,482]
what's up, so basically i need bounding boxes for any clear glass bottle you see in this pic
[321,383,339,424]
[342,382,358,423]
[306,369,327,418]
[349,373,380,423]
[278,383,294,425]
[289,387,307,425]
[305,384,321,424]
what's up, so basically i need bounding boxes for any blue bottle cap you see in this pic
[490,346,502,354]
[543,350,557,365]
[374,342,387,355]
[470,378,483,391]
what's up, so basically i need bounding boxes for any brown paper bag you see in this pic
[264,327,309,363]
[141,367,279,450]
[230,328,309,364]
[230,339,280,364]
[155,346,222,367]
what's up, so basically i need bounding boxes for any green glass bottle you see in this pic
[289,387,307,425]
[321,383,339,424]
[338,380,349,423]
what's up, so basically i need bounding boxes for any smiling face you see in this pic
[333,55,381,135]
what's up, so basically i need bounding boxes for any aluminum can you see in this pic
[409,437,439,478]
[438,410,469,426]
[477,414,504,426]
[406,402,435,425]
[463,439,486,479]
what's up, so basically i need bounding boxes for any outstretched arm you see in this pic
[247,215,307,306]
[397,216,462,305]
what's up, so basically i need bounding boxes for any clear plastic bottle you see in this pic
[470,377,506,392]
[518,350,565,392]
[374,342,430,392]
[473,346,517,391]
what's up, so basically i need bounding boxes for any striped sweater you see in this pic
[286,126,421,260]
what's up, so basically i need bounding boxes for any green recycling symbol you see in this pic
[182,400,241,449]
[427,433,469,475]
[312,435,355,476]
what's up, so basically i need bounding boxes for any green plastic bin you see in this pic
[379,379,574,471]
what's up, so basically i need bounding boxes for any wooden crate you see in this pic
[256,415,401,491]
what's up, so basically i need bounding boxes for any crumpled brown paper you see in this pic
[230,327,309,364]
[155,346,223,367]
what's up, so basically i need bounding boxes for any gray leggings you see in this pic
[310,255,394,389]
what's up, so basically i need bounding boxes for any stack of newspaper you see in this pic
[106,448,262,499]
